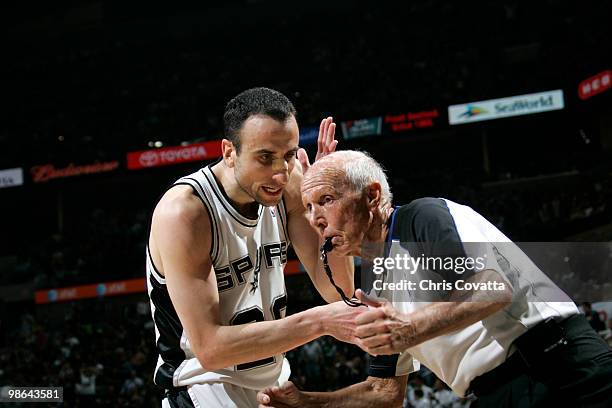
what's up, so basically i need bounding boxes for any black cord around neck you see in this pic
[320,238,364,307]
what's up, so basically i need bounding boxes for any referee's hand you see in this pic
[354,289,411,356]
[258,381,303,408]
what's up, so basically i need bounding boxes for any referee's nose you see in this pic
[308,206,327,237]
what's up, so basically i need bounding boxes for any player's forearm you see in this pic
[299,377,404,408]
[199,306,325,370]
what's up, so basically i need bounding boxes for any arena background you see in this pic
[1,1,611,406]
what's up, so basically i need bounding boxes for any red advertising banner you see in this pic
[127,141,222,170]
[578,70,612,100]
[384,109,440,132]
[31,161,119,183]
[35,263,304,304]
[284,259,302,276]
[35,278,146,304]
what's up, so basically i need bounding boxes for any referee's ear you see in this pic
[365,182,382,209]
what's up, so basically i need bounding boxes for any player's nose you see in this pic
[271,169,288,186]
[271,158,290,183]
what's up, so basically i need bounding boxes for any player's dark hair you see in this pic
[223,87,296,153]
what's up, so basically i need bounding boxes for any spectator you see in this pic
[583,302,606,332]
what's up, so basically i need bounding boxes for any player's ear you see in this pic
[222,139,236,168]
[366,182,382,210]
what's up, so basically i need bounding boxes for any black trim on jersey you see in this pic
[368,354,400,378]
[202,167,261,228]
[147,245,165,281]
[149,274,187,389]
[164,387,196,408]
[202,166,260,226]
[277,198,290,244]
[205,163,260,222]
[177,180,220,265]
[270,292,288,320]
[393,198,475,282]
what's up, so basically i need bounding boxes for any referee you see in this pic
[258,150,612,408]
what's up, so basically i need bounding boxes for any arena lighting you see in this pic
[154,141,163,147]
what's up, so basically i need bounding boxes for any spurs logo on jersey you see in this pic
[146,162,291,390]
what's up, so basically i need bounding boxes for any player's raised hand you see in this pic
[257,381,304,408]
[297,116,338,173]
[354,289,413,356]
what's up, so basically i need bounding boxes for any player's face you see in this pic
[301,171,371,256]
[233,114,299,207]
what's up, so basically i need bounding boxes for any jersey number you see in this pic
[229,294,288,370]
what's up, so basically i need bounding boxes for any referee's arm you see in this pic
[258,375,407,408]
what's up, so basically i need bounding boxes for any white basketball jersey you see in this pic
[147,163,291,391]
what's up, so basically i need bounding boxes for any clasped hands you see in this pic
[352,289,415,356]
[257,291,413,408]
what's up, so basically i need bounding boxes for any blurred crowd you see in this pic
[2,207,148,288]
[0,298,162,407]
[2,277,609,407]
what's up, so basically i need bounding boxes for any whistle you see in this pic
[321,237,333,253]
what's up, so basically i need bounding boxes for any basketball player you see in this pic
[146,88,365,408]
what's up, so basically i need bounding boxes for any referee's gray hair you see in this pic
[329,150,393,208]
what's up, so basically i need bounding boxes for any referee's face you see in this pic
[233,114,300,207]
[302,170,370,256]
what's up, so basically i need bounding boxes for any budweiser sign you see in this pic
[31,161,120,183]
[127,140,222,170]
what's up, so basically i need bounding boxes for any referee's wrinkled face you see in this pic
[301,162,371,256]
